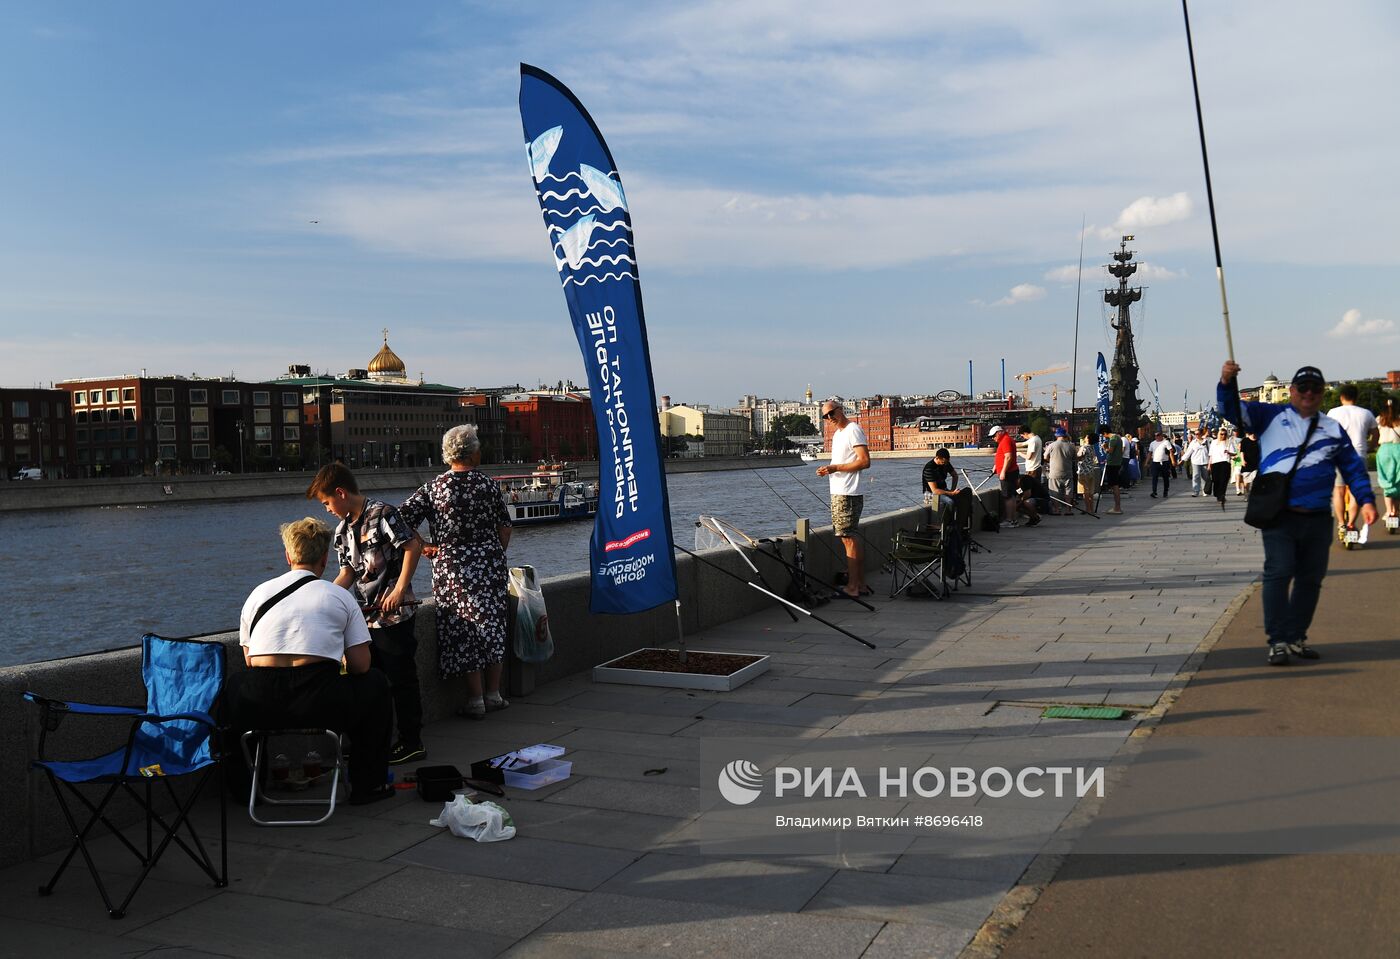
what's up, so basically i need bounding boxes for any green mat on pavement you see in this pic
[1041,705,1127,720]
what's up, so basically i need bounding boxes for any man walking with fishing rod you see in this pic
[1219,361,1376,665]
[816,401,871,599]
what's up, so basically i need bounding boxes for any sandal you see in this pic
[455,703,486,720]
[857,586,875,596]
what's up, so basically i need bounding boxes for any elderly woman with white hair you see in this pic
[398,424,513,719]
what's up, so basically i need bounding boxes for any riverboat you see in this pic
[499,464,599,526]
[798,447,820,462]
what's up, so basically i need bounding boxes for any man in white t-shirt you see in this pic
[1327,384,1379,534]
[816,401,871,599]
[1148,430,1176,498]
[224,517,395,805]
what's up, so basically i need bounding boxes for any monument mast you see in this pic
[1103,235,1145,434]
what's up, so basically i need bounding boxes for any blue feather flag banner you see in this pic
[519,64,678,615]
[1096,353,1110,428]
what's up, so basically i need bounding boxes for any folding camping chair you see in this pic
[888,514,949,600]
[23,634,228,919]
[239,727,346,826]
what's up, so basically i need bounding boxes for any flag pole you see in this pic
[1182,0,1235,362]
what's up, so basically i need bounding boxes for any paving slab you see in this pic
[598,851,835,913]
[391,833,639,891]
[337,865,582,937]
[528,890,884,959]
[135,891,513,958]
[802,869,1008,927]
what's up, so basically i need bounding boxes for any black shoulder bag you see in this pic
[1244,415,1319,530]
[248,573,317,637]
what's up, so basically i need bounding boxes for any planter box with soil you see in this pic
[592,648,770,691]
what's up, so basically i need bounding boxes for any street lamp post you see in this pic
[236,420,245,474]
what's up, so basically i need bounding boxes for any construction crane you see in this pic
[1027,383,1066,412]
[1014,364,1069,407]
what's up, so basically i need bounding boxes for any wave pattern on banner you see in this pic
[530,126,636,289]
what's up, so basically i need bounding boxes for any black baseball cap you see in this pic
[1291,366,1325,387]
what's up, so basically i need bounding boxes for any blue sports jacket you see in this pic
[1218,380,1374,512]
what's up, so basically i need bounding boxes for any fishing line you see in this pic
[779,466,898,567]
[733,458,849,568]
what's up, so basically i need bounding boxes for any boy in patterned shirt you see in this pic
[308,464,425,764]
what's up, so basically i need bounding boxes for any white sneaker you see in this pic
[1000,521,1018,528]
[1106,508,1123,515]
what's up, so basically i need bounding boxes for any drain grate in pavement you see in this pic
[1040,705,1128,720]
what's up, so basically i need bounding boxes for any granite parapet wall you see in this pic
[0,504,922,866]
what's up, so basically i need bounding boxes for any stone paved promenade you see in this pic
[0,488,1265,958]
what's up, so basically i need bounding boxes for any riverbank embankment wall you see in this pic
[0,504,924,867]
[0,455,801,513]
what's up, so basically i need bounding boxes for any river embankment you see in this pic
[0,454,800,513]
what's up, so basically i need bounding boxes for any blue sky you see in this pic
[2,1,1396,413]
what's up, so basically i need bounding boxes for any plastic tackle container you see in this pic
[502,758,572,790]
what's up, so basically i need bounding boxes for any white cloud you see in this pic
[1328,308,1396,339]
[1117,193,1194,229]
[1096,193,1194,239]
[1136,264,1182,281]
[992,284,1046,307]
[1044,265,1081,283]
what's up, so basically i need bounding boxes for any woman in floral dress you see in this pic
[399,424,512,719]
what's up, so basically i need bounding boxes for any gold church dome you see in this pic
[368,329,406,376]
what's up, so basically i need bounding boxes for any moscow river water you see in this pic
[4,457,991,666]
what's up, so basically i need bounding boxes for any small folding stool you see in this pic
[240,728,345,826]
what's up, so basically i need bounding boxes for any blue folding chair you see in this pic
[24,634,228,919]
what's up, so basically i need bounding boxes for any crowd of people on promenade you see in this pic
[223,423,513,804]
[820,360,1398,670]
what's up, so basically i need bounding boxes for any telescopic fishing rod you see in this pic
[1182,0,1236,362]
[674,544,876,649]
[695,516,876,612]
[1070,215,1086,431]
[780,464,898,568]
[734,456,850,569]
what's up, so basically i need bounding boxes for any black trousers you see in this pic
[1211,461,1232,504]
[224,662,391,796]
[1151,462,1172,496]
[369,617,423,745]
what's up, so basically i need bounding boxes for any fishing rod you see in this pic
[780,465,898,568]
[733,456,850,569]
[696,516,876,612]
[674,544,876,650]
[1070,215,1085,430]
[695,517,800,623]
[1182,0,1236,362]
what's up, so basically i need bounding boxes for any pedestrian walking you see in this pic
[1183,428,1211,496]
[1376,401,1400,526]
[1218,361,1377,665]
[1208,426,1237,509]
[1101,426,1124,514]
[1148,430,1175,498]
[1326,384,1378,539]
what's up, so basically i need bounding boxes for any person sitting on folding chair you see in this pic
[921,447,959,518]
[224,517,396,806]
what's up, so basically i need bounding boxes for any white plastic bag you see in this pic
[429,795,516,842]
[508,565,554,663]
